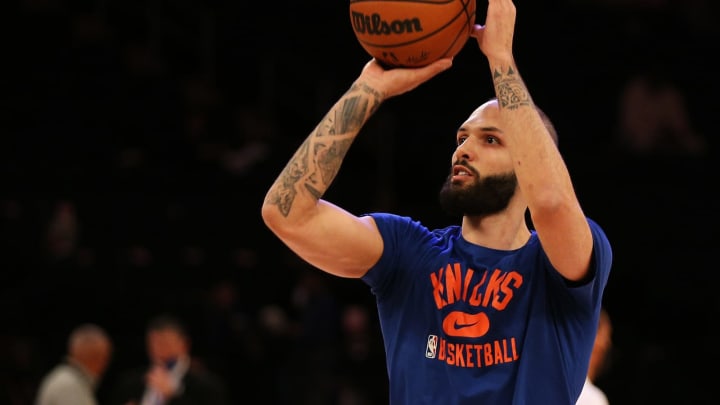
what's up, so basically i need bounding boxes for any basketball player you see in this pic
[261,0,612,403]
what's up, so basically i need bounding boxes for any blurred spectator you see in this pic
[198,278,260,404]
[45,201,79,262]
[577,308,613,405]
[34,323,113,405]
[335,304,388,405]
[219,105,274,177]
[272,265,343,405]
[0,336,43,405]
[615,65,707,157]
[107,315,228,405]
[255,303,297,404]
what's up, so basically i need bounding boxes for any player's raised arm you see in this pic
[261,58,452,278]
[472,0,593,281]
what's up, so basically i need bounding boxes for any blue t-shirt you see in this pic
[362,213,612,405]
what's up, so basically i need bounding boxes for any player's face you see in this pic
[438,100,517,217]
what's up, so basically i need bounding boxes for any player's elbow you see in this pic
[261,198,311,240]
[261,200,285,234]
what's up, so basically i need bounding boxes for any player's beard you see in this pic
[438,164,517,217]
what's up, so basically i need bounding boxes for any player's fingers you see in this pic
[411,57,453,83]
[426,57,453,73]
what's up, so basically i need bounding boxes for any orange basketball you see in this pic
[349,0,476,68]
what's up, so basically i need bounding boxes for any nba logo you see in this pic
[425,335,438,358]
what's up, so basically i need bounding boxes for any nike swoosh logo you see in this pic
[453,320,479,329]
[442,311,490,338]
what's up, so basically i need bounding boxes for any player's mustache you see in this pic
[451,159,480,177]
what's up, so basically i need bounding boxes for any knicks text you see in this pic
[431,263,523,311]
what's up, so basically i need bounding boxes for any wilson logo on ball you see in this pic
[350,12,423,35]
[349,0,477,68]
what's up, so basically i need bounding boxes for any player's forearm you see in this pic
[263,81,383,219]
[489,60,576,206]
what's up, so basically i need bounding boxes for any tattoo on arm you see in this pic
[315,139,354,185]
[266,82,383,217]
[493,66,531,110]
[351,81,383,116]
[265,141,311,217]
[335,96,368,133]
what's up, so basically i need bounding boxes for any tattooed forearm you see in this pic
[329,83,383,134]
[351,81,384,116]
[335,96,368,134]
[299,136,354,202]
[492,66,531,110]
[318,138,354,184]
[315,82,382,137]
[265,140,312,216]
[266,81,383,217]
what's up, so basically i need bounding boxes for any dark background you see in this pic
[1,0,718,404]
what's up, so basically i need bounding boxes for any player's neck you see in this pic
[461,213,531,251]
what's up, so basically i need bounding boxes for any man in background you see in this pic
[107,314,228,405]
[35,323,113,405]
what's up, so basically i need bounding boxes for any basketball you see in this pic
[349,0,476,68]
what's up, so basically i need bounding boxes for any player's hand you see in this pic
[471,0,516,63]
[356,57,453,100]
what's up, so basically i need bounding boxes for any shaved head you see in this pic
[67,324,112,378]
